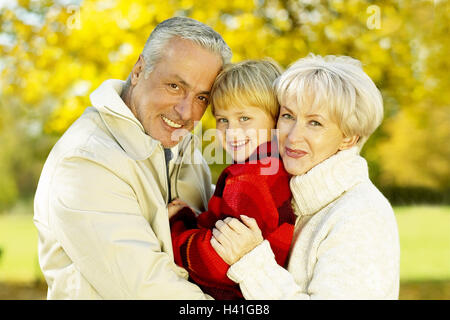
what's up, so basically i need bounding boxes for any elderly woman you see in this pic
[210,54,400,299]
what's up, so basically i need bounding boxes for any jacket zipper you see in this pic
[158,144,170,205]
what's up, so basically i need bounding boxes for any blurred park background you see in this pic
[0,0,449,299]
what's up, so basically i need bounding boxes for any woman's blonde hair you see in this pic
[275,54,384,150]
[211,59,283,120]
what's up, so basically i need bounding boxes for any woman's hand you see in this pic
[210,215,263,265]
[167,198,189,219]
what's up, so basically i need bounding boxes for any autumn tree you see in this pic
[0,0,448,208]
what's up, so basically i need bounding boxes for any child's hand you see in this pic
[167,198,189,219]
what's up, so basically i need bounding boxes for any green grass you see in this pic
[0,200,42,283]
[395,205,450,281]
[0,203,449,298]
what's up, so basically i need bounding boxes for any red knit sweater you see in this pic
[170,141,296,299]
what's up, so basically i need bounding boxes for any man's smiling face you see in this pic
[127,38,223,147]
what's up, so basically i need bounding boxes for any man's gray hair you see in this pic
[141,16,232,76]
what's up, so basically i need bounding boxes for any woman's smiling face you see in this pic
[277,95,348,176]
[215,105,275,163]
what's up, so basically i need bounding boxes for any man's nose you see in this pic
[174,96,194,122]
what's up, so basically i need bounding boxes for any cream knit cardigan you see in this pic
[227,147,400,299]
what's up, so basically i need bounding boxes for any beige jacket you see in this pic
[34,79,213,299]
[227,147,400,299]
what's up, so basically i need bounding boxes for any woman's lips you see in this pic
[285,147,307,159]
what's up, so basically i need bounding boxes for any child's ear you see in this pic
[339,135,359,151]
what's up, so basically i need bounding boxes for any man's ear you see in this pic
[339,135,359,151]
[130,55,145,86]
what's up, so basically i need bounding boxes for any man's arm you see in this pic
[49,155,210,299]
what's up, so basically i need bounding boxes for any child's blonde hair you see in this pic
[210,59,283,120]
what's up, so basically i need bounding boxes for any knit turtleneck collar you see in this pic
[290,147,369,217]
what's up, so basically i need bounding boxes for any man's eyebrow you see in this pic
[173,74,211,95]
[173,75,191,89]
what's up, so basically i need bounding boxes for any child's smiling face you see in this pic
[214,105,276,163]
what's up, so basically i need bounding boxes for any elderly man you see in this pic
[34,17,231,299]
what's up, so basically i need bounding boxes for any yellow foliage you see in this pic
[376,107,450,189]
[44,97,87,135]
[0,0,449,191]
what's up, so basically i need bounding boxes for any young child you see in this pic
[168,60,296,299]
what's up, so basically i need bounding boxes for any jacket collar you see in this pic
[289,147,369,216]
[89,79,197,161]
